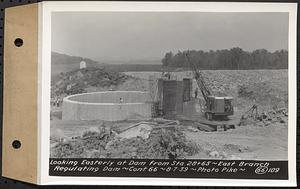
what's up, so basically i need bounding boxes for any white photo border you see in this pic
[38,1,297,186]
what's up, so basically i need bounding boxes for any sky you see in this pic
[52,12,288,63]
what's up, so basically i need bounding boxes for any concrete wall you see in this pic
[161,80,184,117]
[62,91,152,121]
[68,91,151,103]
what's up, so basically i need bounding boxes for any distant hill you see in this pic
[51,52,101,77]
[52,52,165,76]
[102,64,163,72]
[98,59,161,65]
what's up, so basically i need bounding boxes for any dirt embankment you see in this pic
[125,70,288,111]
[51,70,289,160]
[200,70,288,111]
[51,67,132,99]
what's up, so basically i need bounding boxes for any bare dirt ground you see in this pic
[50,69,288,160]
[185,123,288,160]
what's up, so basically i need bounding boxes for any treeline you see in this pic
[161,48,288,70]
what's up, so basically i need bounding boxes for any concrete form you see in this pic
[62,91,152,121]
[156,79,192,118]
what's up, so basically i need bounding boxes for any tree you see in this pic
[161,52,173,66]
[161,48,288,70]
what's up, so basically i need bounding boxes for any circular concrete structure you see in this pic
[62,91,152,121]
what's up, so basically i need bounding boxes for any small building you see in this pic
[80,60,87,69]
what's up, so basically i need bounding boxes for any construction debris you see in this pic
[50,121,200,159]
[51,67,131,98]
[187,126,199,132]
[50,69,288,160]
[238,105,288,127]
[107,127,200,159]
[177,115,235,132]
[118,123,153,140]
[208,151,220,158]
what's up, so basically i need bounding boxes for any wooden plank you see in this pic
[176,115,220,126]
[194,123,216,132]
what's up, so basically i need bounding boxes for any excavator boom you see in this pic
[185,53,211,102]
[184,51,234,120]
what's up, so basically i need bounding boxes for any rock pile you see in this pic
[106,127,200,159]
[50,124,200,159]
[238,107,288,127]
[200,70,288,109]
[51,67,131,98]
[50,126,116,158]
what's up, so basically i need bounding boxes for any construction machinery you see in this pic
[185,52,234,120]
[238,104,258,126]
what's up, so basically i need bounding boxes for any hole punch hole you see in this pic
[12,140,21,149]
[14,38,23,47]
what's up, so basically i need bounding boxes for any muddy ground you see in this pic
[50,69,288,160]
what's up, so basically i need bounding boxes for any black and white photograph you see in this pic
[1,0,298,186]
[43,2,296,185]
[50,11,289,160]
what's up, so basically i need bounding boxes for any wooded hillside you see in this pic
[162,48,288,70]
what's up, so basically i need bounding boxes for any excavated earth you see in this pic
[51,69,288,160]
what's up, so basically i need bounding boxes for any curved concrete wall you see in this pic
[62,91,152,121]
